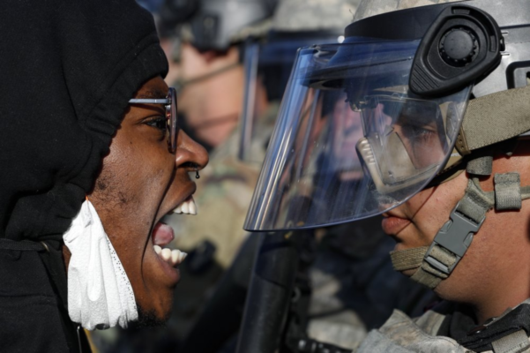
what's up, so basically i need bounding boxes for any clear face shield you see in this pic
[238,34,347,163]
[244,37,472,231]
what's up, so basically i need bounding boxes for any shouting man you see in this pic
[0,0,208,352]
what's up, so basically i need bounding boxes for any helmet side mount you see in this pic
[410,5,504,97]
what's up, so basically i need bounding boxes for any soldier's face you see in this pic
[89,76,208,323]
[381,145,530,306]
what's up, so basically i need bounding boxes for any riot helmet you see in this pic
[244,0,530,288]
[184,0,278,52]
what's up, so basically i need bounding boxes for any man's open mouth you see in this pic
[150,196,198,267]
[171,196,197,215]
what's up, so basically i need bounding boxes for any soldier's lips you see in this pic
[381,215,411,236]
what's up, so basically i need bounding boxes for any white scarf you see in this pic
[63,200,138,330]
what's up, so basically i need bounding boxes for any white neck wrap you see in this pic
[63,200,138,330]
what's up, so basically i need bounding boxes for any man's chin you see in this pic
[129,304,171,328]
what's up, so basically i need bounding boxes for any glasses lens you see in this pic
[168,88,178,153]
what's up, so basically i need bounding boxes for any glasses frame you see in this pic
[129,87,178,153]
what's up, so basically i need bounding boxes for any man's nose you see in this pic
[175,129,209,170]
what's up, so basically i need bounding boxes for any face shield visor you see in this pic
[244,37,472,231]
[238,33,346,163]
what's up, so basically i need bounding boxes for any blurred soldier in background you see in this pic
[168,0,277,151]
[161,0,279,346]
[166,0,278,267]
[156,0,199,88]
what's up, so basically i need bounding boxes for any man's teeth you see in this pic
[173,197,197,215]
[153,245,188,266]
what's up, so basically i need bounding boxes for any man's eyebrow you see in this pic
[135,88,168,99]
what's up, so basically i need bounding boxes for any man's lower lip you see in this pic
[381,217,411,235]
[155,253,181,285]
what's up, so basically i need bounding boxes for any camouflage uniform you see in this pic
[356,308,471,352]
[356,298,530,353]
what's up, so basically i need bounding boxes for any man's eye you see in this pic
[401,123,437,145]
[145,116,167,132]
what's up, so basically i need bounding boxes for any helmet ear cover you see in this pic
[410,4,504,97]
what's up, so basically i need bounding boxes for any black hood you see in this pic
[0,0,168,242]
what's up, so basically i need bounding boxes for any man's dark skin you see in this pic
[63,76,208,322]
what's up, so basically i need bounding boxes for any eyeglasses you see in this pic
[129,87,178,153]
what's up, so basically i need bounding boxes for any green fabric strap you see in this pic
[456,178,494,224]
[494,173,522,211]
[411,245,455,289]
[389,246,453,289]
[391,178,492,289]
[466,156,493,176]
[456,85,530,155]
[390,246,428,271]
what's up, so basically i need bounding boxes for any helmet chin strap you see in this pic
[390,155,530,289]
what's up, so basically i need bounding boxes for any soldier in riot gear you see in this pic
[243,0,530,351]
[237,0,441,351]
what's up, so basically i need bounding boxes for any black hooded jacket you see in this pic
[0,1,167,351]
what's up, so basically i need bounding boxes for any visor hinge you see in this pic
[424,203,485,275]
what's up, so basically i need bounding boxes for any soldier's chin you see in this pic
[129,304,170,328]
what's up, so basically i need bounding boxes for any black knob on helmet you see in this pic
[439,27,478,67]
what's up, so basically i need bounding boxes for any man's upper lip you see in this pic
[165,182,197,216]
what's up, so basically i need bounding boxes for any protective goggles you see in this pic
[129,87,178,153]
[244,38,472,231]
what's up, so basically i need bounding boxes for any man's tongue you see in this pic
[152,222,175,246]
